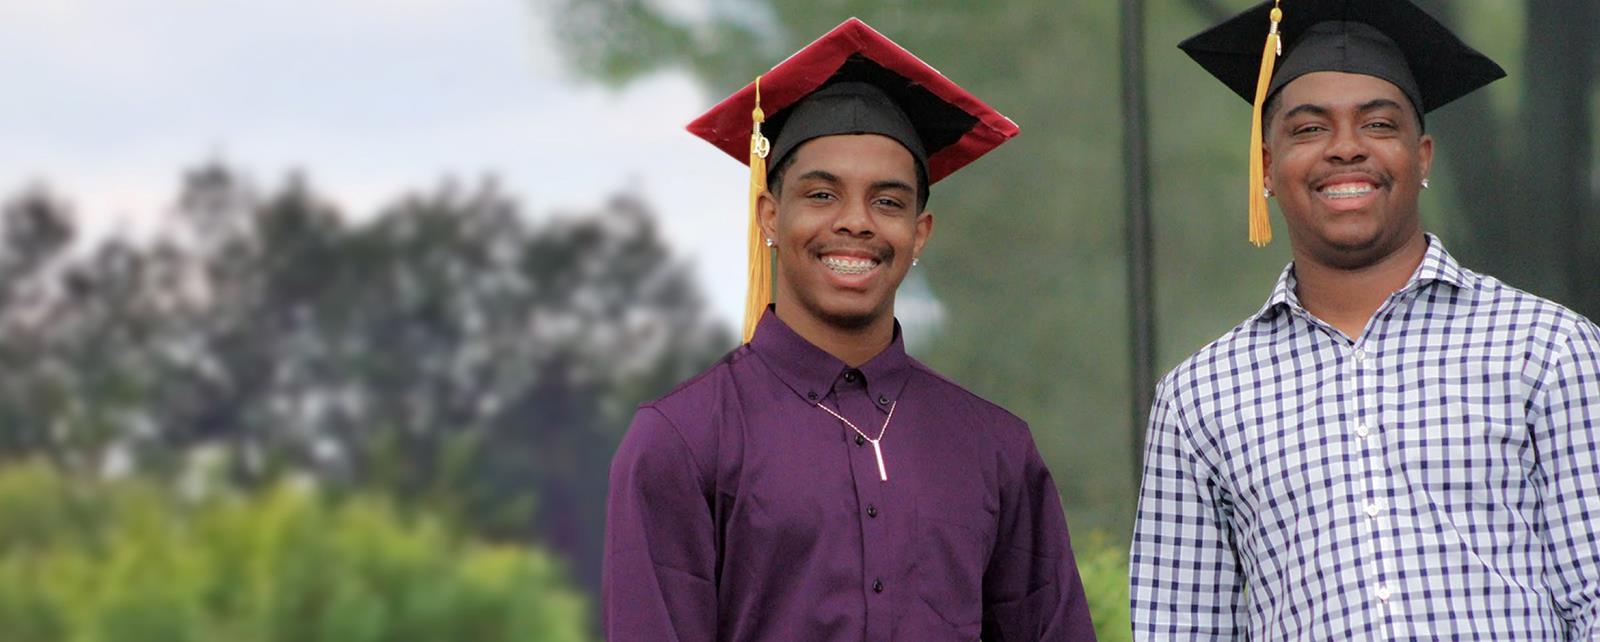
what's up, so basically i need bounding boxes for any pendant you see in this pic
[871,441,887,482]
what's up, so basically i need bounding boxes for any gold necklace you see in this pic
[816,400,897,482]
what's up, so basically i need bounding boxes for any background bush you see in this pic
[0,460,592,642]
[1077,532,1132,642]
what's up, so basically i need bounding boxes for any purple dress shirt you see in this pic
[604,310,1096,641]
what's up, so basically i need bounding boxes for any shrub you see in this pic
[1077,531,1131,642]
[0,461,591,642]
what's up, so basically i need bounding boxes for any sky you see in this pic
[0,0,749,331]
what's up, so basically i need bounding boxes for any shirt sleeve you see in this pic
[1530,321,1600,640]
[979,431,1097,641]
[602,406,717,642]
[1129,381,1245,640]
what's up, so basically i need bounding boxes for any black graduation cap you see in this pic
[1178,0,1506,246]
[688,18,1018,341]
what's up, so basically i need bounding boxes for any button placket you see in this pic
[835,384,891,627]
[1346,335,1393,614]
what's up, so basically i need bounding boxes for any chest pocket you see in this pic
[913,501,995,633]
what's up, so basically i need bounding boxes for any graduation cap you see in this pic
[1179,0,1506,246]
[688,18,1019,342]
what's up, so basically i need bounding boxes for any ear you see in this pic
[1261,141,1275,195]
[758,188,780,244]
[1417,133,1434,184]
[912,210,934,260]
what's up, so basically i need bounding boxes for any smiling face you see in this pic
[1264,71,1433,270]
[758,133,932,333]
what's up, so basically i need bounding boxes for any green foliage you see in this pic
[1075,532,1132,642]
[0,460,592,642]
[0,169,730,595]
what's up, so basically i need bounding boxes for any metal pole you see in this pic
[1121,0,1156,489]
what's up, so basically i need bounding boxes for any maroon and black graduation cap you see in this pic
[686,17,1019,342]
[1177,0,1505,246]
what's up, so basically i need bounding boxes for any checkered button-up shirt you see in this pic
[1130,236,1600,640]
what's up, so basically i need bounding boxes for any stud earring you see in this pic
[911,257,920,267]
[1421,178,1430,190]
[764,238,775,247]
[1263,187,1274,199]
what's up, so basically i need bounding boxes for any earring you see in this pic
[1421,178,1431,190]
[911,257,920,267]
[764,238,775,247]
[1263,187,1274,198]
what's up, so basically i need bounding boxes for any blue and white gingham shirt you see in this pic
[1131,236,1600,640]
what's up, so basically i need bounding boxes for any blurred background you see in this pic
[1,1,1594,640]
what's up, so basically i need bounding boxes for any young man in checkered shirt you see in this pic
[1132,1,1600,639]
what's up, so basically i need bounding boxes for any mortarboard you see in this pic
[688,18,1019,342]
[1179,0,1506,246]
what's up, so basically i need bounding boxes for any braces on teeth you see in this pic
[823,257,877,274]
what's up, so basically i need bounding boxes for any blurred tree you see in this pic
[0,189,79,466]
[0,164,729,596]
[537,0,1600,539]
[1414,0,1600,319]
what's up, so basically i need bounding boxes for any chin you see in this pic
[817,303,884,329]
[803,295,890,330]
[1311,232,1393,268]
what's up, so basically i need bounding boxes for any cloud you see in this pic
[0,0,748,332]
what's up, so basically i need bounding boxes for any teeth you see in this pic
[1322,183,1374,198]
[822,256,878,275]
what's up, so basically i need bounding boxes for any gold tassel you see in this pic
[743,76,773,342]
[1247,2,1283,247]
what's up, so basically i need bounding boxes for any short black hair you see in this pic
[767,148,930,213]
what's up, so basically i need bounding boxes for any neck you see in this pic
[1292,231,1427,340]
[774,304,895,368]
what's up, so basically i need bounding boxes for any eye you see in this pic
[873,197,906,210]
[1365,120,1397,130]
[805,190,837,202]
[1292,124,1326,136]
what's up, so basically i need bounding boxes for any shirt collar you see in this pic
[748,306,914,413]
[1253,233,1475,323]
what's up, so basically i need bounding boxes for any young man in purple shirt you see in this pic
[603,18,1096,642]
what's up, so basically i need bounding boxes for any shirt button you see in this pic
[1375,584,1392,601]
[878,394,890,405]
[807,391,818,401]
[1365,499,1386,518]
[1353,347,1367,364]
[1355,421,1371,438]
[843,370,859,383]
[867,505,878,518]
[855,433,866,446]
[872,579,884,593]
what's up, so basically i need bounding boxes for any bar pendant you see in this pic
[871,441,887,482]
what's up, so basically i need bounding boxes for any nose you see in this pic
[1325,125,1368,164]
[833,197,875,238]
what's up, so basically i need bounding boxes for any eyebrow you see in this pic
[1282,103,1330,120]
[1283,98,1407,121]
[797,171,914,195]
[796,169,840,183]
[1357,98,1405,114]
[870,179,915,194]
